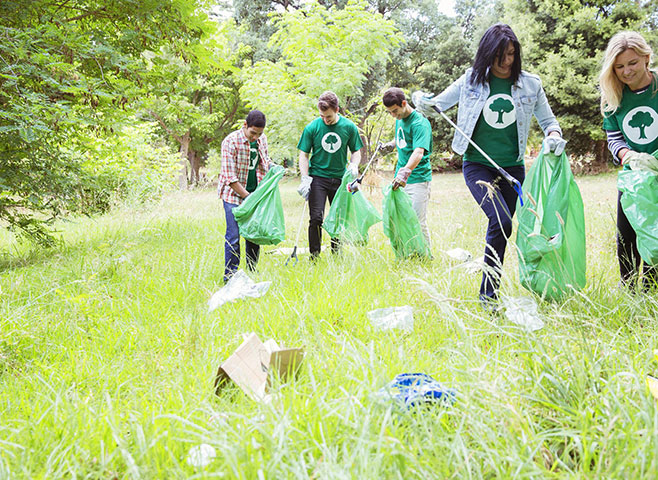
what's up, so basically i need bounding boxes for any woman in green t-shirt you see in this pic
[600,30,658,290]
[416,24,565,310]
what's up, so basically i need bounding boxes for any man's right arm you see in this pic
[299,151,310,176]
[296,150,313,200]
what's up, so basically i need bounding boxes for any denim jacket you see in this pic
[434,68,561,159]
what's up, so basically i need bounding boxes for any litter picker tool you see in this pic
[418,98,524,205]
[285,200,307,266]
[347,141,384,194]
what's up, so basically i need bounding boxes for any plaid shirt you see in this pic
[218,128,271,204]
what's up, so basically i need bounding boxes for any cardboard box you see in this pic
[214,333,304,401]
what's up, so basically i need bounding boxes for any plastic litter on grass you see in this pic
[367,306,414,331]
[445,248,472,262]
[445,248,485,273]
[502,296,544,332]
[374,373,457,409]
[186,444,216,468]
[208,270,271,312]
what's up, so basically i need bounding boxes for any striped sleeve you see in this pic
[605,130,629,166]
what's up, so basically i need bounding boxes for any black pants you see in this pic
[463,161,525,299]
[617,190,657,290]
[308,175,341,256]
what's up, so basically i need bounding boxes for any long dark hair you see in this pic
[470,23,522,86]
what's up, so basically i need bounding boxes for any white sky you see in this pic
[436,0,456,17]
[217,1,457,18]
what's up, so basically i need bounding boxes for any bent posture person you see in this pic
[600,30,658,290]
[382,87,433,247]
[415,23,566,310]
[297,91,363,258]
[218,110,271,282]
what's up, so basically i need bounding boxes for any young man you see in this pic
[218,110,271,282]
[382,87,433,246]
[297,91,363,258]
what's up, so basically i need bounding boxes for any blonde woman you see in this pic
[600,31,658,289]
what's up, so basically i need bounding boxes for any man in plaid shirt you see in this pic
[218,110,271,282]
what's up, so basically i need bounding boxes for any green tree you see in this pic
[628,110,654,139]
[416,23,474,157]
[0,0,215,244]
[141,20,247,187]
[490,97,514,123]
[240,0,401,160]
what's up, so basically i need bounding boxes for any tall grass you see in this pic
[1,172,657,478]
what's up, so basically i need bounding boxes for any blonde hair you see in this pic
[599,31,655,114]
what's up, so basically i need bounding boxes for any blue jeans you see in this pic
[223,201,260,283]
[463,161,525,299]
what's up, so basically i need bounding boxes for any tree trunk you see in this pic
[595,139,608,166]
[188,149,200,186]
[178,132,191,190]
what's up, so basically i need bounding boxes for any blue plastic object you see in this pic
[377,373,456,408]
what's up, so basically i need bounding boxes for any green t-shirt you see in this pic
[297,115,363,178]
[395,110,433,184]
[603,77,658,170]
[463,75,519,167]
[245,141,260,193]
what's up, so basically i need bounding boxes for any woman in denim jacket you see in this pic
[416,23,566,310]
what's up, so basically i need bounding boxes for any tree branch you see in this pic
[64,7,108,23]
[149,110,183,144]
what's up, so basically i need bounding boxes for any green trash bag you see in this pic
[618,149,658,265]
[382,184,431,259]
[516,150,586,300]
[323,171,382,245]
[233,164,285,245]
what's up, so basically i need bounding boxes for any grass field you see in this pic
[1,171,657,479]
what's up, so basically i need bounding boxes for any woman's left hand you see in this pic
[542,135,567,156]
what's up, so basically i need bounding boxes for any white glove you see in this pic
[623,151,658,173]
[347,163,359,177]
[297,175,312,200]
[411,91,438,118]
[392,167,412,190]
[542,136,567,156]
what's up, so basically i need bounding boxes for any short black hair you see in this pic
[470,23,522,86]
[382,87,406,107]
[245,110,266,128]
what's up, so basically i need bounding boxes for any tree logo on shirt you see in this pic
[249,147,259,169]
[396,126,407,149]
[482,94,516,129]
[622,107,658,144]
[321,132,342,153]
